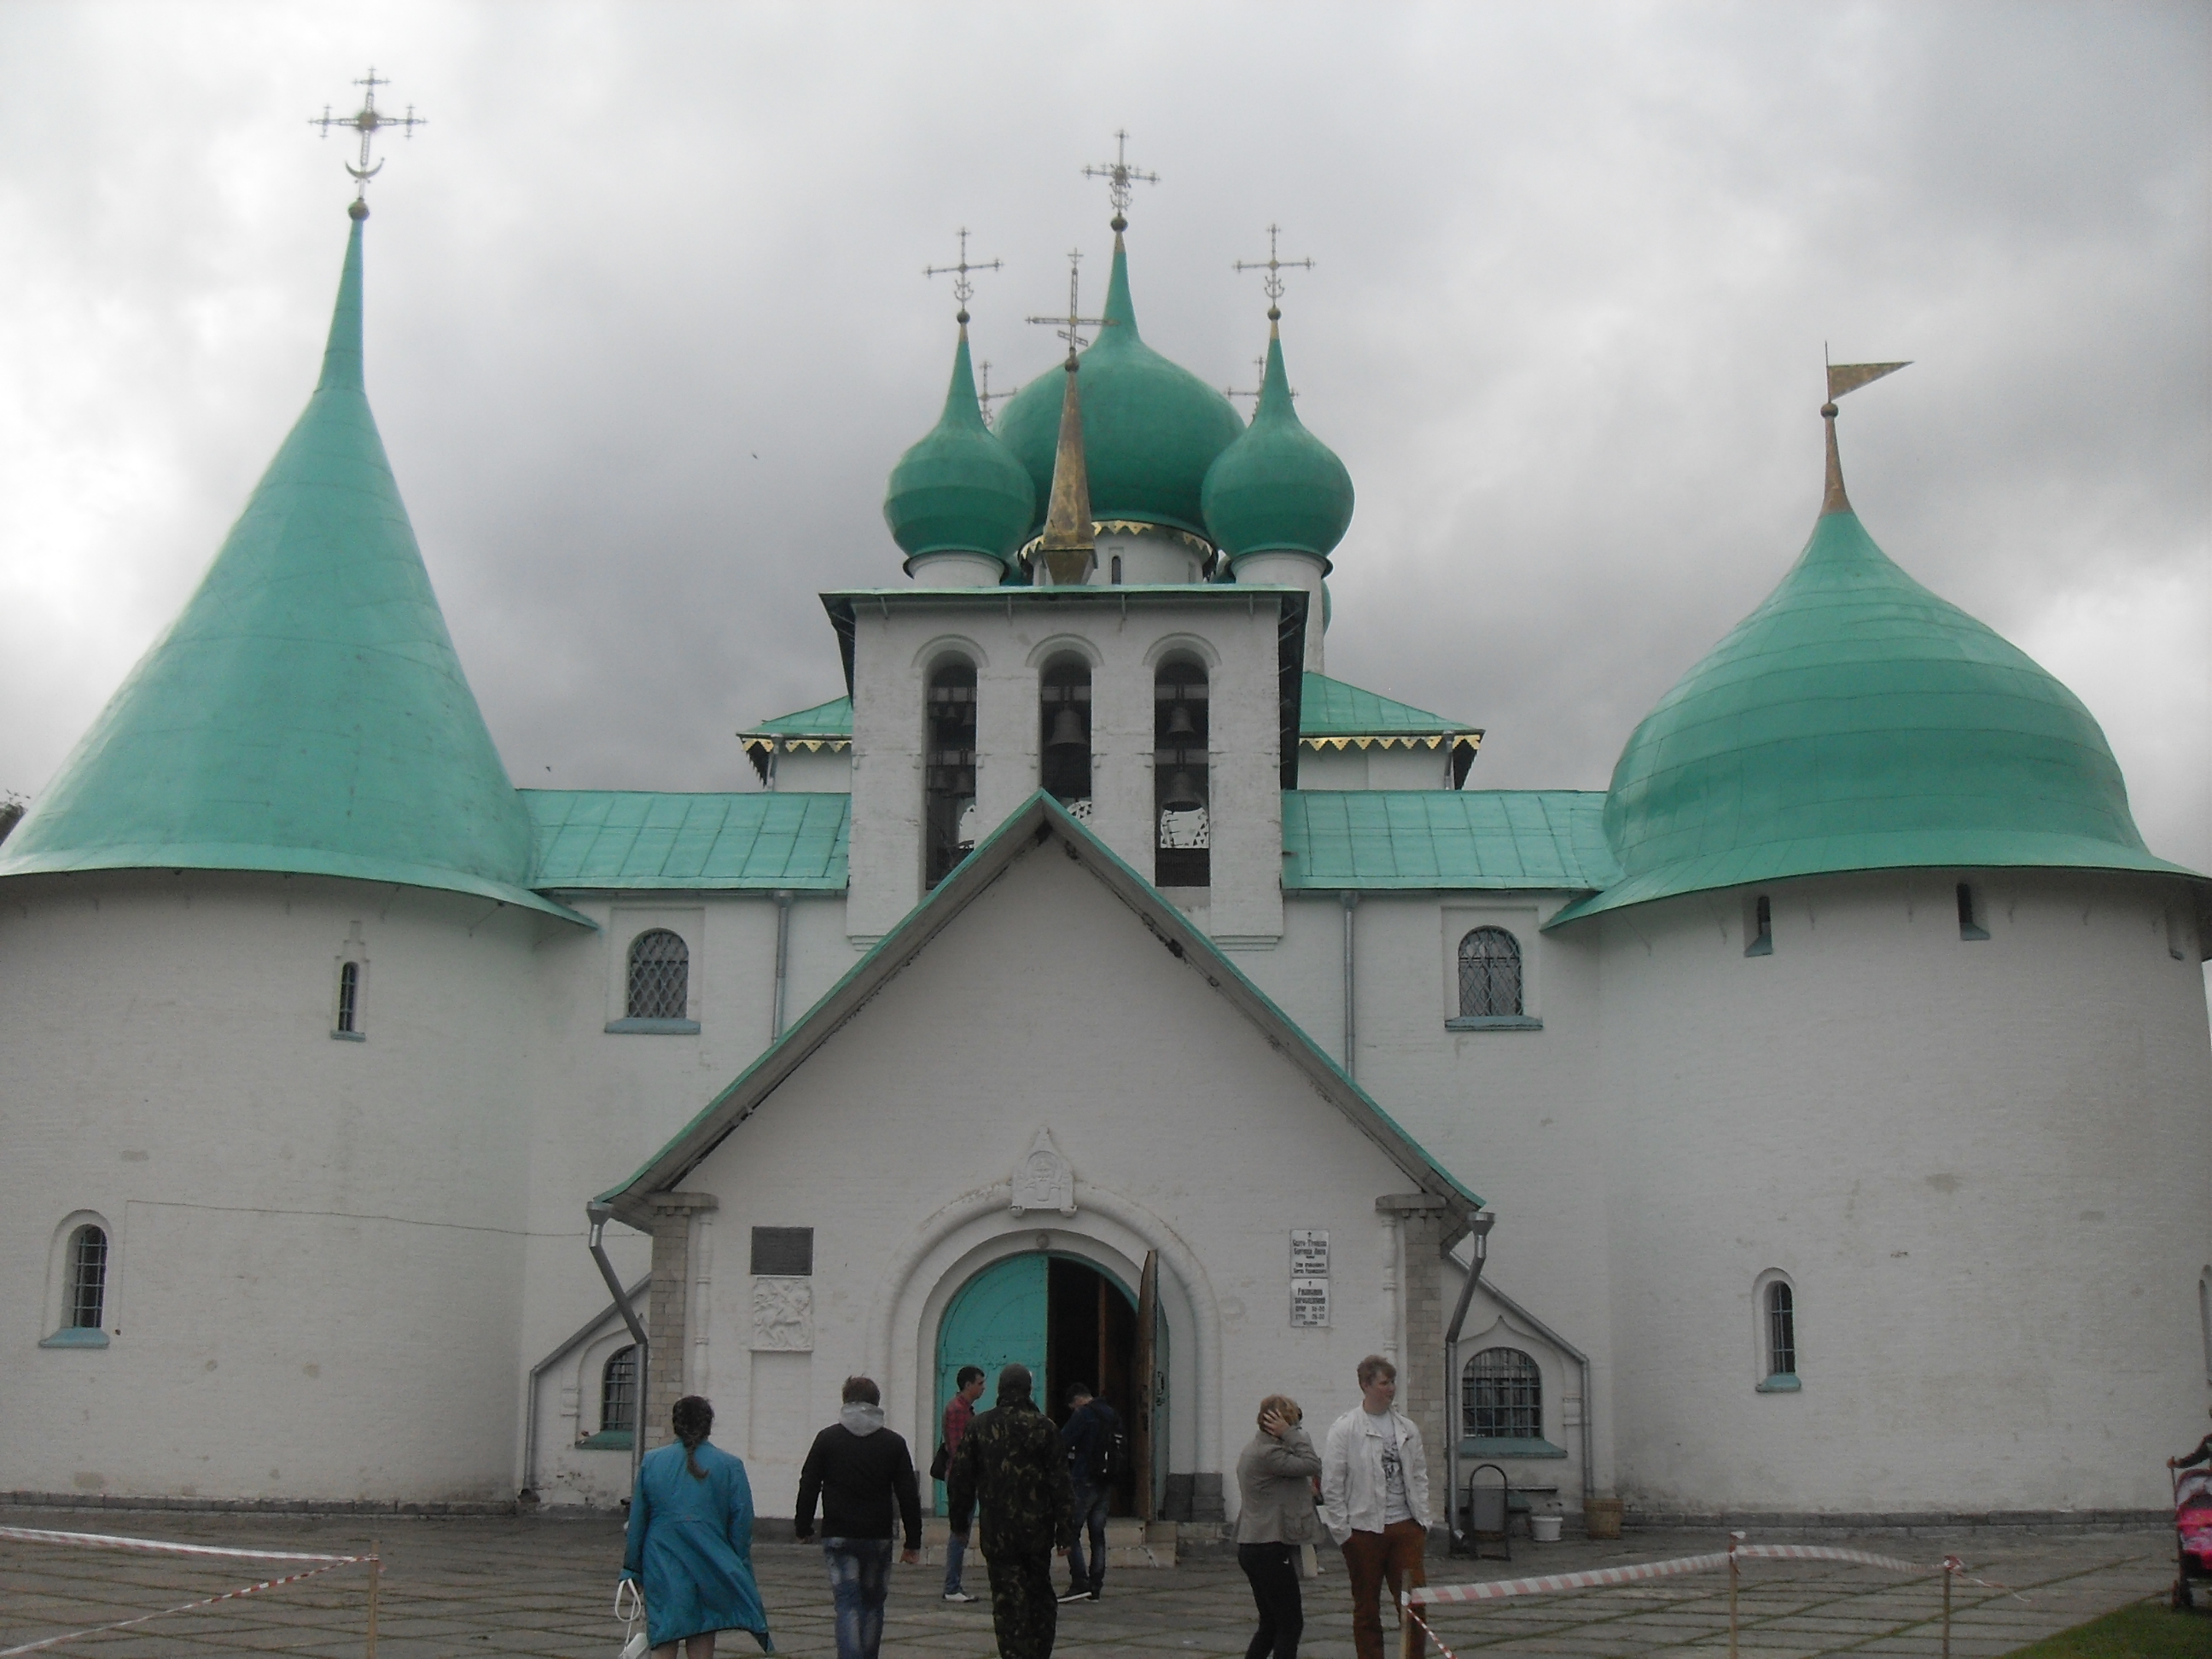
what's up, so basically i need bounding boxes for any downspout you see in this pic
[1442,1211,1494,1551]
[589,1203,654,1491]
[771,890,794,1039]
[1340,892,1359,1078]
[521,1272,649,1502]
[1460,1263,1596,1505]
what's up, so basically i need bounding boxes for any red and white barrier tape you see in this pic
[1409,1541,2015,1610]
[0,1557,370,1656]
[1401,1599,1462,1658]
[0,1525,362,1564]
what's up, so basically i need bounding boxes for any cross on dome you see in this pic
[1235,224,1314,322]
[1082,130,1158,231]
[1025,250,1107,366]
[310,68,426,215]
[925,227,1004,326]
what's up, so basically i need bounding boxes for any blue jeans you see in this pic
[942,1527,969,1595]
[1067,1483,1111,1594]
[821,1537,894,1659]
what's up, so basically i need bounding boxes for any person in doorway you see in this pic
[1059,1383,1121,1602]
[794,1376,923,1659]
[946,1363,1075,1659]
[1236,1394,1323,1659]
[940,1365,987,1603]
[1320,1356,1431,1659]
[622,1394,774,1657]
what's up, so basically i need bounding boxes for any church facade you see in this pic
[2,186,2206,1530]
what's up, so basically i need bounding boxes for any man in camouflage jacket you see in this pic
[946,1364,1077,1658]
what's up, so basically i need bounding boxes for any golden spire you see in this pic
[1036,357,1095,584]
[1819,358,1911,516]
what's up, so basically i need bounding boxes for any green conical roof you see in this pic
[0,215,562,917]
[994,236,1244,542]
[1554,496,2194,924]
[883,326,1034,568]
[1202,324,1353,562]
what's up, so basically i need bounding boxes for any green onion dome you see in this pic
[883,327,1036,568]
[994,237,1244,543]
[1557,486,2192,924]
[1202,325,1353,563]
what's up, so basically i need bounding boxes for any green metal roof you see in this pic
[1203,326,1354,563]
[882,326,1035,569]
[993,236,1245,542]
[0,216,564,921]
[1550,505,2197,927]
[1299,673,1479,738]
[1284,790,1617,891]
[526,790,849,890]
[741,696,853,740]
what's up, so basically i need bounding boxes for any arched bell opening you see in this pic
[924,655,978,889]
[1154,655,1209,887]
[1039,655,1092,811]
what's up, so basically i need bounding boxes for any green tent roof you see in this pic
[1299,673,1478,738]
[1551,504,2197,926]
[1284,790,1615,891]
[1203,325,1354,563]
[740,696,853,740]
[0,216,562,919]
[882,326,1034,568]
[527,790,849,890]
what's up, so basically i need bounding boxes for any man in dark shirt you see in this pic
[1059,1384,1121,1602]
[795,1375,923,1659]
[946,1363,1075,1659]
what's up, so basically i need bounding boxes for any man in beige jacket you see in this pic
[1318,1356,1431,1659]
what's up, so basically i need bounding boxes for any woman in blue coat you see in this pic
[623,1395,774,1656]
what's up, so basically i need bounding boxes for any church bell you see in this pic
[1046,707,1087,750]
[1161,769,1206,812]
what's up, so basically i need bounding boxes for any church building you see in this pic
[3,154,2206,1531]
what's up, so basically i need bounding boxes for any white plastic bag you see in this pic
[616,1579,648,1659]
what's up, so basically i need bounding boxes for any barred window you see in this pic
[1766,1282,1796,1377]
[336,961,360,1033]
[67,1226,107,1330]
[1457,928,1523,1019]
[602,1345,637,1436]
[626,930,690,1021]
[1463,1346,1540,1440]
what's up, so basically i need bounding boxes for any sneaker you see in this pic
[941,1591,978,1603]
[1057,1589,1089,1603]
[1086,1588,1103,1600]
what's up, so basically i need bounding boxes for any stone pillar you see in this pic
[1377,1195,1456,1486]
[643,1192,719,1449]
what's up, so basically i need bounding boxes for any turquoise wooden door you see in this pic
[934,1253,1049,1511]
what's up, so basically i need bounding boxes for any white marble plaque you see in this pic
[1290,1277,1330,1328]
[1290,1229,1329,1278]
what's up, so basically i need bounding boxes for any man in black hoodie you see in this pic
[795,1375,923,1659]
[946,1363,1076,1659]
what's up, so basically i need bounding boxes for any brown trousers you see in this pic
[1342,1519,1427,1659]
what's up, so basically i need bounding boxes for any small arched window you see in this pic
[335,961,360,1033]
[626,930,690,1021]
[1457,928,1523,1019]
[1765,1281,1797,1381]
[602,1344,638,1437]
[66,1225,108,1330]
[1463,1347,1541,1440]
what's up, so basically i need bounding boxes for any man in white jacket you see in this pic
[1319,1355,1430,1659]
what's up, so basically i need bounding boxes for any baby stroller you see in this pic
[2172,1466,2212,1610]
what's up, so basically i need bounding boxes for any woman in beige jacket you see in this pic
[1233,1394,1324,1659]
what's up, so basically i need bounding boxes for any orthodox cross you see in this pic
[976,360,1015,427]
[925,227,1003,325]
[1025,250,1106,365]
[1224,355,1295,410]
[311,68,425,204]
[1234,224,1313,321]
[1082,130,1158,230]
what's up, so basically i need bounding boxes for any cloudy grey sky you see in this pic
[2,2,2205,881]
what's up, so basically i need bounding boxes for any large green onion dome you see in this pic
[883,326,1035,569]
[1553,423,2195,924]
[1202,324,1353,563]
[995,236,1244,543]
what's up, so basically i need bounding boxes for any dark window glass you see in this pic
[1746,894,1773,957]
[336,960,359,1033]
[601,1345,637,1435]
[750,1226,813,1277]
[1767,1282,1796,1377]
[626,929,690,1021]
[1462,1347,1540,1439]
[1457,928,1522,1018]
[925,658,979,890]
[67,1225,107,1330]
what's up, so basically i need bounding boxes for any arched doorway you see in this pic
[934,1251,1151,1516]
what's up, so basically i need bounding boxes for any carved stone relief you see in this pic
[1010,1126,1077,1217]
[750,1276,814,1351]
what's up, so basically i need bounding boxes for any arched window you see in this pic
[65,1225,107,1331]
[1155,657,1210,888]
[602,1345,638,1438]
[1463,1347,1541,1440]
[1765,1281,1797,1381]
[1039,655,1091,807]
[626,930,690,1021]
[925,656,979,889]
[1458,928,1522,1019]
[335,960,360,1033]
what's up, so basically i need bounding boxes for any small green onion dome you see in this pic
[994,238,1244,542]
[1202,327,1353,562]
[883,327,1035,568]
[1557,500,2194,923]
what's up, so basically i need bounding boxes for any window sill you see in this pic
[604,1018,701,1035]
[1756,1373,1802,1393]
[1459,1436,1568,1458]
[330,1029,367,1043]
[576,1429,634,1450]
[40,1328,108,1349]
[1446,1016,1543,1032]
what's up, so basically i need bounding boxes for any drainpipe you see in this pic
[771,890,794,1039]
[589,1203,654,1490]
[520,1272,649,1503]
[1453,1258,1597,1509]
[1340,892,1359,1078]
[1442,1211,1494,1552]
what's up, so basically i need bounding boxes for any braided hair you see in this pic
[671,1394,714,1480]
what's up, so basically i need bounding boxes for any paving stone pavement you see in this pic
[0,1508,2180,1658]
